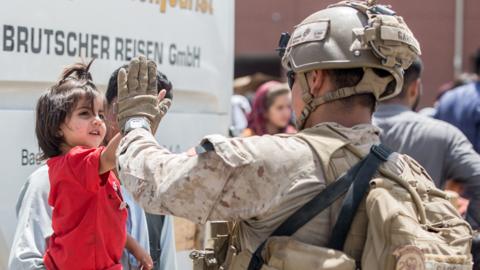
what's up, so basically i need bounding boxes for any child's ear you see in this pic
[56,130,64,138]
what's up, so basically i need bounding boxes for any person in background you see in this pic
[242,81,296,136]
[105,65,178,270]
[229,94,251,137]
[8,165,51,270]
[434,49,480,152]
[373,57,480,224]
[419,72,477,117]
[372,57,480,268]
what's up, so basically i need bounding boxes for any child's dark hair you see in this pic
[36,60,99,159]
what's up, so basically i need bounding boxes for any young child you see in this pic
[35,61,152,270]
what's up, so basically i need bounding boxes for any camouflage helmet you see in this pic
[280,0,421,129]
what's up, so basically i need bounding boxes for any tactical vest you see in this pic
[191,124,473,270]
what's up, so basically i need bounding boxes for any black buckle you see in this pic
[276,32,290,57]
[370,144,393,161]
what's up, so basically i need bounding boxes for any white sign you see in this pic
[0,0,234,267]
[0,0,234,114]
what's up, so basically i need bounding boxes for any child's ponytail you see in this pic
[58,59,95,86]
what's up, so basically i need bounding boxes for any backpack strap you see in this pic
[327,144,392,250]
[247,144,393,270]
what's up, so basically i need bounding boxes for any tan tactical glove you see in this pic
[117,56,172,134]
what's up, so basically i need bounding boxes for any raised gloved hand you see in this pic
[117,56,172,134]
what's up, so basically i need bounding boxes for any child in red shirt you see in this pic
[35,61,152,270]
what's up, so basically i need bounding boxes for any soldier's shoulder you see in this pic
[198,133,312,167]
[245,133,312,153]
[202,133,310,150]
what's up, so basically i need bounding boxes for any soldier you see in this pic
[116,1,473,270]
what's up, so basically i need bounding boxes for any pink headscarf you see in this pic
[247,81,289,136]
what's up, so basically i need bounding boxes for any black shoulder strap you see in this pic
[247,144,392,270]
[327,144,392,250]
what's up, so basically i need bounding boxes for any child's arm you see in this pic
[99,133,122,174]
[126,234,153,270]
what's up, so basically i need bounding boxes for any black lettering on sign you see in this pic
[66,32,77,56]
[1,24,174,64]
[169,44,201,67]
[17,26,28,53]
[138,40,145,55]
[154,42,163,64]
[44,29,54,55]
[100,35,110,59]
[125,38,133,61]
[55,31,65,55]
[21,149,28,166]
[91,34,99,58]
[21,149,42,166]
[115,37,124,61]
[31,27,42,54]
[191,46,201,67]
[3,24,14,52]
[146,41,154,59]
[78,33,89,57]
[169,43,177,65]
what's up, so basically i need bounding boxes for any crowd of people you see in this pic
[5,0,480,270]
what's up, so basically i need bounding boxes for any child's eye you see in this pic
[79,110,91,116]
[99,114,105,120]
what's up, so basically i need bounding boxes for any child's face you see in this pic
[59,94,106,152]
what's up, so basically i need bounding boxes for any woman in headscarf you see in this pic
[241,81,296,137]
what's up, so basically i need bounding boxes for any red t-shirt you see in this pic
[44,146,127,270]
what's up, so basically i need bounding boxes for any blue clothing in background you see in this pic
[435,82,480,152]
[121,189,150,269]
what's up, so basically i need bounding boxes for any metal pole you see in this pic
[454,0,464,77]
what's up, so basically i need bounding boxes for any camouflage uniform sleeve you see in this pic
[117,129,310,224]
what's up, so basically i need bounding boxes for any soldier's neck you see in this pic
[381,97,412,109]
[304,103,372,128]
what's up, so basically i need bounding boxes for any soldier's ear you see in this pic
[406,78,421,103]
[410,79,421,98]
[308,70,328,97]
